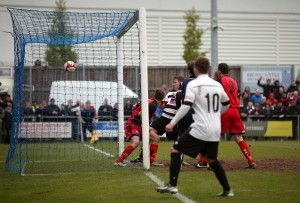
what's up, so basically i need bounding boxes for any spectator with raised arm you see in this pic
[257,77,274,97]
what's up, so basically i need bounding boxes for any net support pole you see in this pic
[117,36,125,157]
[139,7,150,170]
[211,0,218,74]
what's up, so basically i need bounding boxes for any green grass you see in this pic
[1,141,300,203]
[21,141,120,174]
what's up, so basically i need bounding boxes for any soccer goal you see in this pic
[5,7,151,175]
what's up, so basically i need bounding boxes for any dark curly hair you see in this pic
[218,63,229,74]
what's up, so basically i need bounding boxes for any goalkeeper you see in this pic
[114,89,165,167]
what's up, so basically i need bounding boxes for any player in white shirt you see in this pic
[156,56,234,197]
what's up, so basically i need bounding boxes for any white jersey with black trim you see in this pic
[161,91,178,119]
[184,74,229,141]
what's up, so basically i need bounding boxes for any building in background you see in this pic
[1,0,300,96]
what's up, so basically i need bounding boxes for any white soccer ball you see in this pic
[64,61,76,72]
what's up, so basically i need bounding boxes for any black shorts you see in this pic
[177,109,194,136]
[150,116,178,141]
[83,123,94,133]
[173,129,219,159]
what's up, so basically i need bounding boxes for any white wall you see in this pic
[1,0,300,67]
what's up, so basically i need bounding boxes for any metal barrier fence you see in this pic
[20,114,300,140]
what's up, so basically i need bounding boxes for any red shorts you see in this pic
[125,122,142,141]
[221,107,245,135]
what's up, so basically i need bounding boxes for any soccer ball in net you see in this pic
[64,61,76,72]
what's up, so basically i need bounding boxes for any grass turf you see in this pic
[1,141,300,203]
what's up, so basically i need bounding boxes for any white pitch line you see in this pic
[21,172,75,176]
[21,162,27,176]
[28,160,68,163]
[144,171,196,203]
[83,144,115,158]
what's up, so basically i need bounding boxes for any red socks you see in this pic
[238,140,254,164]
[150,144,158,163]
[117,144,159,163]
[199,153,207,165]
[117,144,134,162]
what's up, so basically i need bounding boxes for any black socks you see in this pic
[209,160,231,191]
[169,152,181,186]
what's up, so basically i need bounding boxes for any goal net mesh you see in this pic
[6,7,142,174]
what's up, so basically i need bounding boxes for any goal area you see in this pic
[5,7,150,175]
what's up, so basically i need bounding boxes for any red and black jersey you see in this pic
[126,98,158,126]
[219,75,240,108]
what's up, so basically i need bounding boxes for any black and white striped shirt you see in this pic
[161,91,179,120]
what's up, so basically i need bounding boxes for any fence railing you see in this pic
[20,114,300,140]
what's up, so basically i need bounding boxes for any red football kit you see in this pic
[219,74,255,166]
[124,98,158,140]
[219,75,245,135]
[116,98,160,164]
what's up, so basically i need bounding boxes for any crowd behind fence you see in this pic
[2,74,300,143]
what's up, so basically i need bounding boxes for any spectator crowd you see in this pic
[239,76,300,121]
[1,94,134,143]
[3,75,300,143]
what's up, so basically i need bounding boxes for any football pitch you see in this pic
[1,141,300,203]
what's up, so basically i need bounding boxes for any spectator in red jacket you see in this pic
[267,93,278,106]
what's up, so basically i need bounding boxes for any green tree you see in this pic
[182,7,205,64]
[46,0,77,66]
